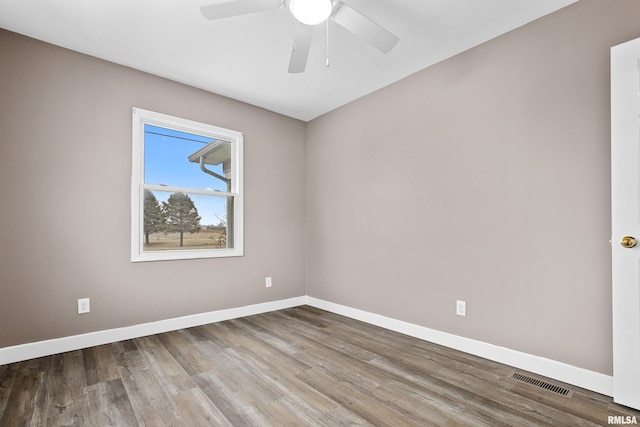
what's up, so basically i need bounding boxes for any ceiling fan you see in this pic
[200,0,399,73]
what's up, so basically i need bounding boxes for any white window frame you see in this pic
[131,108,244,262]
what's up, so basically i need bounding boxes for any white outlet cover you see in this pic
[456,300,467,317]
[78,298,90,314]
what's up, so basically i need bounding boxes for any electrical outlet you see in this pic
[78,298,90,314]
[265,277,272,288]
[456,300,466,317]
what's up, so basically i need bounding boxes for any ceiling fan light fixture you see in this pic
[290,0,332,26]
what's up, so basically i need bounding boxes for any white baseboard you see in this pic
[305,297,614,397]
[0,296,306,366]
[0,294,613,397]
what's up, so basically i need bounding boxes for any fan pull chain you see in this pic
[326,18,330,68]
[292,21,297,52]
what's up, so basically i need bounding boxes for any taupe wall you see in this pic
[0,30,306,347]
[306,0,640,375]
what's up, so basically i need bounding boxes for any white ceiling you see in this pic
[0,0,577,122]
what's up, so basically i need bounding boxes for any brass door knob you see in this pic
[621,236,637,248]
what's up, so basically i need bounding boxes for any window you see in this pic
[131,108,243,262]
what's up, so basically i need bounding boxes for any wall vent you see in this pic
[511,372,573,397]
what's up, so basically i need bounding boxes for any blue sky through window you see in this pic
[144,124,229,226]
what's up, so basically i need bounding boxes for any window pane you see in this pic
[143,189,232,251]
[144,124,231,192]
[132,108,243,261]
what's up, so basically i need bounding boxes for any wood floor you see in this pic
[1,306,639,426]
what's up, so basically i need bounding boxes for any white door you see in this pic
[612,37,640,411]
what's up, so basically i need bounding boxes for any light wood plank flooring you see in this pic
[1,306,638,426]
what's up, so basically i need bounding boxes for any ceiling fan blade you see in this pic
[200,0,282,20]
[332,2,399,54]
[288,24,314,73]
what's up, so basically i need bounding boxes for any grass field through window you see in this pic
[143,228,227,251]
